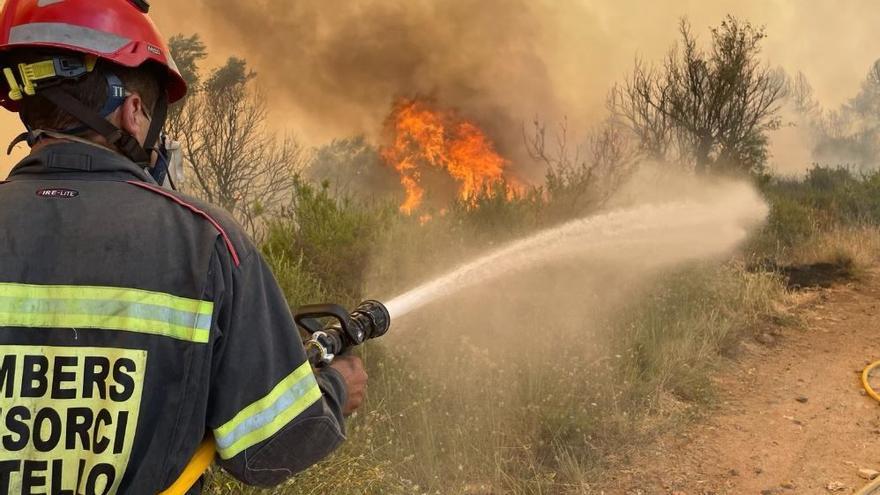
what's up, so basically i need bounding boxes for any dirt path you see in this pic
[599,270,880,495]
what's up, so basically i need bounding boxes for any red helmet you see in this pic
[0,0,187,111]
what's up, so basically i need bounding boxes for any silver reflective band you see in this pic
[9,23,131,54]
[37,0,66,6]
[166,53,180,76]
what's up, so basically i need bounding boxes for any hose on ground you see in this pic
[855,361,880,495]
[862,360,880,403]
[855,477,880,495]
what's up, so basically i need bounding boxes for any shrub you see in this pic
[262,179,394,306]
[213,160,880,495]
[756,193,816,255]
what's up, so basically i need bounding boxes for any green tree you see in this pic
[793,60,880,170]
[610,16,786,175]
[167,34,206,89]
[165,34,206,139]
[168,35,306,236]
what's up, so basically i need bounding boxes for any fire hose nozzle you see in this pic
[161,300,389,495]
[295,300,391,366]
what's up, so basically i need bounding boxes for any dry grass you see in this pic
[205,172,880,494]
[205,261,789,495]
[787,227,880,278]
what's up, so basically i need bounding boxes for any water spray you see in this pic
[384,181,768,322]
[165,180,766,494]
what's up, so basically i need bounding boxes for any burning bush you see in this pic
[381,98,522,215]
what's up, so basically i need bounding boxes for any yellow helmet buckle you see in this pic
[3,55,97,102]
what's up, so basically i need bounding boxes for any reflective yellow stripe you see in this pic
[214,361,322,459]
[0,283,213,315]
[0,283,213,343]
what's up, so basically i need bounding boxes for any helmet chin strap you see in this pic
[143,90,167,159]
[36,85,168,166]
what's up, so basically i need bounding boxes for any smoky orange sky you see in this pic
[1,0,878,177]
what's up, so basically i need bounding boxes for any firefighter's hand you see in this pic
[330,355,368,416]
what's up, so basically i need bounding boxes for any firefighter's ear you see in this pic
[118,93,150,146]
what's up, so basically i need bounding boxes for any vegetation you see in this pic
[167,35,307,237]
[756,165,880,267]
[160,15,880,495]
[198,161,880,495]
[610,16,786,175]
[789,59,880,170]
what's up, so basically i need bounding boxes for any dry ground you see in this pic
[598,270,880,495]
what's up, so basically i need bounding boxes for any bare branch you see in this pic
[609,15,785,175]
[169,57,308,239]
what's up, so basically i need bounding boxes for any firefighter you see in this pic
[0,0,367,493]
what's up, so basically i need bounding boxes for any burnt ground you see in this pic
[596,269,880,495]
[780,262,857,290]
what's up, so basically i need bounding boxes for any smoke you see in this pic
[147,0,880,177]
[2,1,880,177]
[160,0,564,173]
[767,61,880,176]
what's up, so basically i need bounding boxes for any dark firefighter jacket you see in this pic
[0,142,348,494]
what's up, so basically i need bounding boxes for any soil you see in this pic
[598,269,880,495]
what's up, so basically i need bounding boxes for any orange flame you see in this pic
[381,98,517,214]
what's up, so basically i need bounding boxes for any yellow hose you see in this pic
[862,360,880,403]
[855,477,880,495]
[158,438,217,495]
[856,361,880,495]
